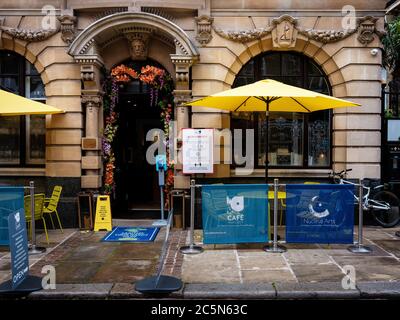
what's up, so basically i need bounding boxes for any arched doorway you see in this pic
[110,59,174,217]
[232,51,332,170]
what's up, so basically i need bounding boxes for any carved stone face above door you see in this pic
[125,32,150,60]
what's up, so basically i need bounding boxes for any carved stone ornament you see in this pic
[125,32,150,60]
[357,16,378,45]
[271,15,298,48]
[195,15,214,46]
[58,14,77,44]
[0,18,59,42]
[81,94,102,109]
[213,14,383,46]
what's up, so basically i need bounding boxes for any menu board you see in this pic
[182,129,214,174]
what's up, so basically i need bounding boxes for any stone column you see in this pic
[81,91,103,189]
[171,55,197,189]
[76,55,105,190]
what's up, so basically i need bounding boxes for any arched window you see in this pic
[0,50,46,166]
[232,51,331,168]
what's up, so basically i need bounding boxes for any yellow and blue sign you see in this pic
[202,184,269,244]
[102,226,160,242]
[285,184,354,244]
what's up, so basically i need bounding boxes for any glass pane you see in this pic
[0,77,19,93]
[307,76,329,94]
[307,61,324,76]
[0,116,20,164]
[258,112,304,166]
[25,76,45,99]
[0,52,19,74]
[26,115,45,164]
[308,111,330,167]
[282,54,302,76]
[280,76,303,88]
[261,54,280,76]
[25,61,39,76]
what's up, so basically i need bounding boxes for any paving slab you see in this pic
[373,240,400,258]
[28,283,113,299]
[183,283,276,299]
[182,251,240,283]
[52,261,104,284]
[239,254,287,270]
[242,269,296,283]
[332,256,400,281]
[283,249,332,265]
[357,281,400,298]
[290,264,344,283]
[110,243,161,260]
[91,259,157,283]
[275,282,360,299]
[62,243,117,262]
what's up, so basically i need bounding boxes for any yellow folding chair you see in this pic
[43,186,63,233]
[24,193,49,244]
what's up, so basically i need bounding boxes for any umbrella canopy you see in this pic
[0,89,64,116]
[184,79,360,182]
[186,79,360,112]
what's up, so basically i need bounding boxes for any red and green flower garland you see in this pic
[102,64,174,207]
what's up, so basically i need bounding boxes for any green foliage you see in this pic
[382,17,400,72]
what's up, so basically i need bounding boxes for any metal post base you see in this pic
[0,275,42,294]
[180,245,204,254]
[395,231,400,238]
[28,245,46,255]
[152,220,168,227]
[135,275,182,294]
[263,244,287,253]
[347,244,373,253]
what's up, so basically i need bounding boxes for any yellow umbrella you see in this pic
[0,89,64,116]
[185,79,360,182]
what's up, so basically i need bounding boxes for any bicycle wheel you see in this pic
[371,191,400,228]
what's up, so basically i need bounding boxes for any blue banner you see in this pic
[8,208,29,289]
[285,184,354,244]
[202,184,269,244]
[0,187,25,246]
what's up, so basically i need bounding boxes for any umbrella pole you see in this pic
[265,101,269,185]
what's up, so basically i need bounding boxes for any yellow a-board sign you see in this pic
[94,195,112,232]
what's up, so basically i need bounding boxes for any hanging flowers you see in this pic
[102,63,175,206]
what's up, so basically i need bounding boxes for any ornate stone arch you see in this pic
[224,35,347,97]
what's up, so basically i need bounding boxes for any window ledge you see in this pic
[0,168,46,176]
[231,168,331,178]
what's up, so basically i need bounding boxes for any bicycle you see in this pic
[329,169,400,228]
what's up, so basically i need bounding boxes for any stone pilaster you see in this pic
[81,91,103,189]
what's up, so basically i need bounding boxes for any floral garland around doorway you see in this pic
[102,64,175,208]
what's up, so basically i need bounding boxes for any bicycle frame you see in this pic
[335,177,390,211]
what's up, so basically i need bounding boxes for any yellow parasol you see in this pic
[185,79,360,182]
[0,89,64,116]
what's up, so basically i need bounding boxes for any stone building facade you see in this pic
[0,1,388,226]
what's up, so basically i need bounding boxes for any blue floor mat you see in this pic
[101,226,160,242]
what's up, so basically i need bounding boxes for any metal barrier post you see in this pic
[263,179,286,253]
[180,179,203,254]
[348,180,372,253]
[28,181,46,254]
[135,209,183,293]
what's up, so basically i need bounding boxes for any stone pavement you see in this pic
[0,222,400,299]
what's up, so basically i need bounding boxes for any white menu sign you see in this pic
[182,128,214,174]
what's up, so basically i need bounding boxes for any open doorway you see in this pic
[112,60,166,218]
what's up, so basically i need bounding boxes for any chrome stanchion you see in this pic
[263,178,286,253]
[180,179,203,254]
[135,209,183,293]
[348,180,372,253]
[28,181,46,255]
